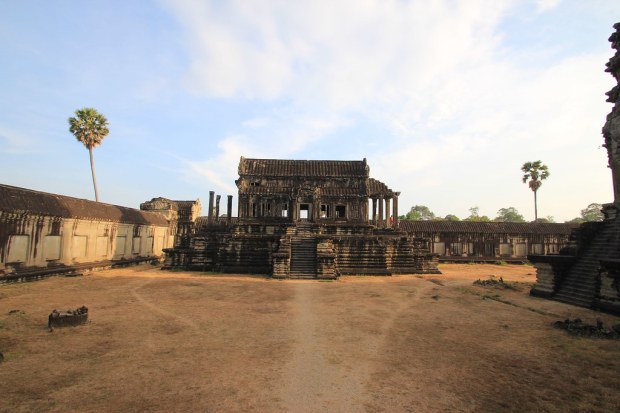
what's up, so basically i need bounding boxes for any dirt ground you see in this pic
[0,264,619,413]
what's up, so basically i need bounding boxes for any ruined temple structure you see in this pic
[163,157,440,278]
[530,23,620,314]
[139,197,201,246]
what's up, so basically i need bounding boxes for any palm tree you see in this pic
[521,160,550,222]
[68,108,109,202]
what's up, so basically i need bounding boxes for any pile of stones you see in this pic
[473,277,512,288]
[553,318,620,339]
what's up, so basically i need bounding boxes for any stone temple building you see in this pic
[163,157,440,278]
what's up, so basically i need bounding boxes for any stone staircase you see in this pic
[553,219,620,308]
[290,237,317,278]
[288,222,318,278]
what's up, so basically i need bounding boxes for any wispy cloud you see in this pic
[162,0,614,220]
[0,127,37,154]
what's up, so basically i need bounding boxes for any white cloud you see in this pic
[164,0,513,106]
[163,0,615,221]
[535,0,562,13]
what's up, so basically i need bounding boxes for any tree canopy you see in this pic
[566,203,604,224]
[521,160,550,221]
[402,205,435,221]
[464,206,491,222]
[494,207,525,223]
[581,203,604,222]
[69,108,109,150]
[68,107,109,202]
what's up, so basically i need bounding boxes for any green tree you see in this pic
[68,108,109,202]
[581,203,604,222]
[521,160,550,221]
[494,207,525,223]
[403,205,435,220]
[443,214,460,221]
[464,206,491,222]
[566,203,604,224]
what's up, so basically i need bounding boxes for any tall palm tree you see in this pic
[68,108,109,202]
[521,160,550,222]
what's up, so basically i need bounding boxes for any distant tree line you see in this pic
[399,203,604,223]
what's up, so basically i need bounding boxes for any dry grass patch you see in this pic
[0,263,618,412]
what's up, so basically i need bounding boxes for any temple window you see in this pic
[335,205,346,218]
[320,204,330,218]
[282,203,288,217]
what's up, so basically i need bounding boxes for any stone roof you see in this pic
[242,186,365,196]
[399,220,576,235]
[0,184,168,226]
[238,157,369,178]
[367,178,394,196]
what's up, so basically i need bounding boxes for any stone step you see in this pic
[290,237,317,278]
[552,219,619,308]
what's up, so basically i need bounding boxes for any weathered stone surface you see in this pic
[165,157,438,277]
[48,306,88,329]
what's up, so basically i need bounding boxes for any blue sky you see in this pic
[1,0,619,221]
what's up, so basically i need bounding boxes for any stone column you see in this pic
[227,195,233,225]
[393,192,400,229]
[378,197,384,228]
[208,191,215,223]
[291,198,298,221]
[385,197,391,229]
[215,195,221,222]
[372,198,377,224]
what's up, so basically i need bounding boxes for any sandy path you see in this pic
[280,282,348,412]
[280,279,434,412]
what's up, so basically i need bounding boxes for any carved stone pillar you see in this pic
[215,195,221,221]
[372,198,377,224]
[208,191,215,223]
[291,198,298,221]
[227,195,233,225]
[393,192,400,229]
[378,197,384,228]
[385,197,391,229]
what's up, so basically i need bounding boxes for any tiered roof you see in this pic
[0,184,168,225]
[238,157,369,177]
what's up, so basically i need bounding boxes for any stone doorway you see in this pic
[299,203,311,220]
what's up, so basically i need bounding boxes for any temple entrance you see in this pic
[299,204,310,220]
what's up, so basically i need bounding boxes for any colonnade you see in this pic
[370,192,400,229]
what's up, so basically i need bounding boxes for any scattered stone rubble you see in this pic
[553,318,620,339]
[473,277,514,289]
[48,306,89,330]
